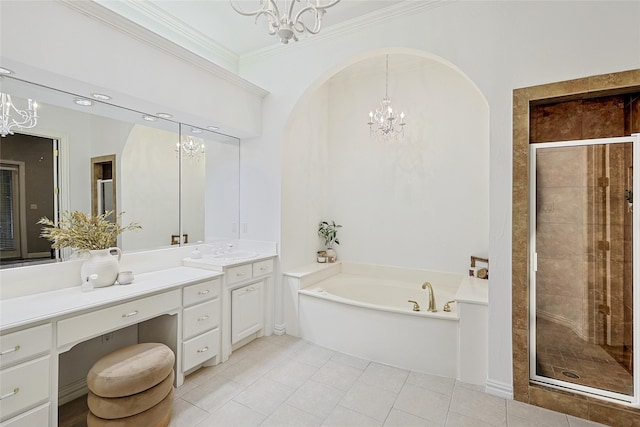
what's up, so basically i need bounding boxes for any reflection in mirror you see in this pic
[179,125,240,247]
[0,76,180,267]
[0,76,241,269]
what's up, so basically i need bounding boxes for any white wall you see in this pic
[238,1,640,396]
[281,53,489,274]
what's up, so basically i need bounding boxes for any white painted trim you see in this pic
[57,377,87,406]
[485,379,513,400]
[59,0,268,98]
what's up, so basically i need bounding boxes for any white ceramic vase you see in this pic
[80,247,122,288]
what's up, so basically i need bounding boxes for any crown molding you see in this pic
[59,0,268,97]
[240,0,453,65]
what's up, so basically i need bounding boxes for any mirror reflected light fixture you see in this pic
[1,92,38,137]
[230,0,340,44]
[367,55,407,141]
[177,135,205,160]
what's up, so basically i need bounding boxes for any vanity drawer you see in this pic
[252,259,273,277]
[0,324,51,369]
[226,264,253,285]
[183,279,221,307]
[182,328,220,372]
[57,290,181,349]
[0,356,50,422]
[0,402,49,427]
[183,299,220,340]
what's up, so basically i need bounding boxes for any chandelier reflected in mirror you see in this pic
[230,0,340,44]
[1,93,38,137]
[176,136,205,160]
[367,55,406,141]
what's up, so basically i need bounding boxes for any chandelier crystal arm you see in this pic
[1,93,38,137]
[292,0,340,34]
[230,0,340,44]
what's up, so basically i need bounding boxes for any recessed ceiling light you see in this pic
[91,93,111,100]
[74,98,93,106]
[0,67,14,75]
[207,126,219,131]
[142,115,157,122]
[191,128,203,134]
[156,113,172,119]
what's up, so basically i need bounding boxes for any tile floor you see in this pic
[60,334,611,427]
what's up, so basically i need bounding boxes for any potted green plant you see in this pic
[39,210,140,287]
[318,220,341,262]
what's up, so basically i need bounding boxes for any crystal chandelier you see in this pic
[367,55,406,141]
[176,136,205,160]
[1,93,38,137]
[230,0,341,44]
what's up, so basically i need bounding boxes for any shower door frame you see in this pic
[529,134,640,406]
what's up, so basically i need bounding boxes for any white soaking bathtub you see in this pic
[284,262,488,383]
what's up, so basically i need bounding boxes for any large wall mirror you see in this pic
[0,76,240,268]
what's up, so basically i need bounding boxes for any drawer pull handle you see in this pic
[260,267,268,271]
[236,272,246,277]
[197,315,210,321]
[0,345,20,356]
[122,310,139,318]
[198,290,210,295]
[0,388,19,400]
[197,346,209,353]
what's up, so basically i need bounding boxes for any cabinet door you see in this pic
[231,282,264,344]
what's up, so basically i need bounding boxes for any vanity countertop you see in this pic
[0,266,223,332]
[182,252,276,271]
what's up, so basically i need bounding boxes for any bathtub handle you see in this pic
[408,300,421,312]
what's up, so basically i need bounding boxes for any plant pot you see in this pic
[80,247,122,288]
[326,247,336,263]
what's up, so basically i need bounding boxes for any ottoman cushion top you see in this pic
[87,343,174,398]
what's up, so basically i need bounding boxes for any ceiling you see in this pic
[94,0,425,68]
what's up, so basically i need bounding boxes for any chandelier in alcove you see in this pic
[367,55,406,141]
[230,0,341,44]
[1,93,38,137]
[176,136,205,160]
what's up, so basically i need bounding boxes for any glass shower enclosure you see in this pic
[530,135,639,404]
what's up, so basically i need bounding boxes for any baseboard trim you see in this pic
[273,323,286,336]
[58,378,88,406]
[485,379,513,400]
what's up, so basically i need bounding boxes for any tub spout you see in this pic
[421,282,438,312]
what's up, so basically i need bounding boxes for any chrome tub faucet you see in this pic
[421,282,438,312]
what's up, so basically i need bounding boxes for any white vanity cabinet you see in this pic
[221,257,274,361]
[231,282,264,344]
[0,324,52,425]
[181,279,222,372]
[0,266,224,427]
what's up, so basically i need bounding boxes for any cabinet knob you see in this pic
[0,345,20,356]
[0,388,19,400]
[122,310,139,318]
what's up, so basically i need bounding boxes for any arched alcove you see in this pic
[281,50,489,274]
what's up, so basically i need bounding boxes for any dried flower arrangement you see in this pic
[38,210,141,251]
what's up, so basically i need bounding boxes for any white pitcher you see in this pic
[80,247,122,288]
